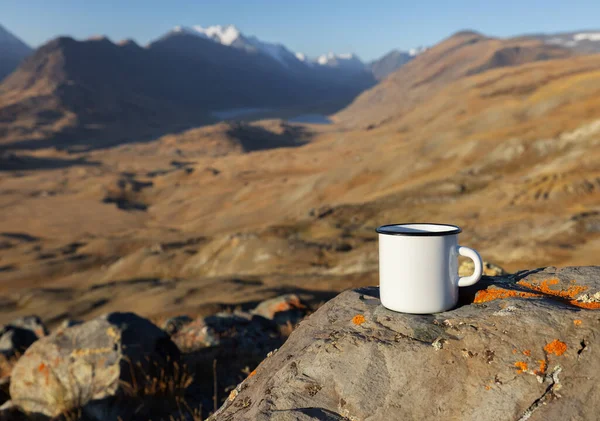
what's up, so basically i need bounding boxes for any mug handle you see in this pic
[457,246,483,287]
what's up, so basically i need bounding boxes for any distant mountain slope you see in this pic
[335,31,572,128]
[368,49,414,80]
[0,23,33,81]
[0,31,374,149]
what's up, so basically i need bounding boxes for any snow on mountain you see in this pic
[538,31,600,53]
[191,24,241,45]
[315,52,366,71]
[409,46,428,56]
[169,25,371,72]
[171,24,299,67]
[573,32,600,42]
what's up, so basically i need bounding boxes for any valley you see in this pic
[1,30,600,328]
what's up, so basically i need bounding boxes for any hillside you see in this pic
[1,30,600,325]
[335,31,572,128]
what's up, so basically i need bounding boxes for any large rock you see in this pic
[212,266,600,420]
[9,312,180,418]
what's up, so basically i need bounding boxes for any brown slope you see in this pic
[335,31,572,128]
[0,37,199,149]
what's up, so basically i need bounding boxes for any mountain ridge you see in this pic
[0,30,375,149]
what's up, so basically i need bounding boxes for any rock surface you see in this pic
[9,312,180,418]
[212,266,600,421]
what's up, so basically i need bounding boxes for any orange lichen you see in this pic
[274,302,292,313]
[512,349,518,354]
[544,339,567,356]
[248,369,257,378]
[573,319,582,326]
[534,360,547,375]
[569,301,600,309]
[514,361,528,373]
[485,385,491,391]
[37,362,50,385]
[522,350,531,356]
[272,297,305,314]
[352,314,366,325]
[517,279,587,300]
[473,288,539,303]
[474,278,599,310]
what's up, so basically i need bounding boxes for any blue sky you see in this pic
[2,0,600,61]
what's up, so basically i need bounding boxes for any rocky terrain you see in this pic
[0,266,598,420]
[0,294,310,420]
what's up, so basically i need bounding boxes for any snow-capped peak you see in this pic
[170,24,302,67]
[171,24,242,46]
[191,24,242,46]
[167,25,369,71]
[408,46,427,56]
[316,52,358,65]
[314,52,365,71]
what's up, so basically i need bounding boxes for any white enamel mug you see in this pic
[377,223,483,314]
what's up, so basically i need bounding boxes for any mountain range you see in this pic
[3,24,600,150]
[0,25,380,149]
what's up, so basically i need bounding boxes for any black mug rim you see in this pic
[376,223,462,237]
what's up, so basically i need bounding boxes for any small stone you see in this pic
[432,338,444,351]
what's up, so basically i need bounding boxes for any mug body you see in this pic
[377,223,461,314]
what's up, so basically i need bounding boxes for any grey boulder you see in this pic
[212,266,600,421]
[9,312,180,418]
